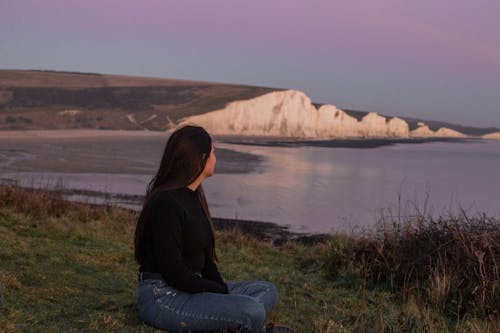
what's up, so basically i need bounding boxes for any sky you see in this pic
[1,0,499,128]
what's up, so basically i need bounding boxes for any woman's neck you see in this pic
[188,175,204,191]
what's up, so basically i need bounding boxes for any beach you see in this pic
[2,130,499,234]
[0,129,169,141]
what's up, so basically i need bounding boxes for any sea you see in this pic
[1,136,499,234]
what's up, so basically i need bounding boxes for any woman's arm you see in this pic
[202,255,228,293]
[150,193,228,294]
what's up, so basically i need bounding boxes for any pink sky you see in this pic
[1,0,499,127]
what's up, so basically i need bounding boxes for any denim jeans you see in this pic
[137,279,278,333]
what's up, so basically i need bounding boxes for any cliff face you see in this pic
[179,90,466,139]
[434,127,467,138]
[411,124,468,138]
[180,90,320,137]
[411,124,435,137]
[357,112,410,138]
[482,132,500,140]
[316,105,360,137]
[388,117,410,137]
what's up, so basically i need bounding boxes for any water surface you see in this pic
[1,137,499,233]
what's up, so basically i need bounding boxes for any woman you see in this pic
[134,125,293,332]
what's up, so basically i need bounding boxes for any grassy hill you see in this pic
[0,186,498,332]
[1,69,497,135]
[0,70,279,131]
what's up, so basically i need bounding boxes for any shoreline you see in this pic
[212,217,330,245]
[0,129,169,141]
[219,136,481,148]
[0,183,329,244]
[0,129,495,146]
[2,130,498,238]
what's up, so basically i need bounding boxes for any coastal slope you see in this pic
[1,70,497,138]
[0,69,278,131]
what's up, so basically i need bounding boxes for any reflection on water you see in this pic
[1,138,500,234]
[204,140,500,233]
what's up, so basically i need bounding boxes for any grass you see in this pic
[0,70,278,131]
[0,185,498,332]
[323,212,499,317]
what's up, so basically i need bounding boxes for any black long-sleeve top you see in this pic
[139,187,228,294]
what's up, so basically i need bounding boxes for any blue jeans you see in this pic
[137,279,278,332]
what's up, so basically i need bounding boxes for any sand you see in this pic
[0,129,264,175]
[0,129,170,141]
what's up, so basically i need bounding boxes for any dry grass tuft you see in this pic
[0,271,23,290]
[324,213,500,320]
[0,185,137,225]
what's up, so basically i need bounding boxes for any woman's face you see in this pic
[202,144,216,178]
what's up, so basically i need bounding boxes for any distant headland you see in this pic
[1,69,498,140]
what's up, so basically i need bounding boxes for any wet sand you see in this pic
[3,130,493,236]
[0,129,168,141]
[0,130,264,174]
[219,135,472,148]
[1,130,315,241]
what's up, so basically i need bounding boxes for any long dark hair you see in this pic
[134,125,218,264]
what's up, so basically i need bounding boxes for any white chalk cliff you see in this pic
[433,127,467,138]
[178,90,465,139]
[410,123,467,138]
[482,132,500,140]
[410,123,434,137]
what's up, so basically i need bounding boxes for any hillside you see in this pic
[0,69,497,136]
[0,70,279,130]
[1,186,497,332]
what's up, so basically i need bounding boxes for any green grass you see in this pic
[0,186,498,332]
